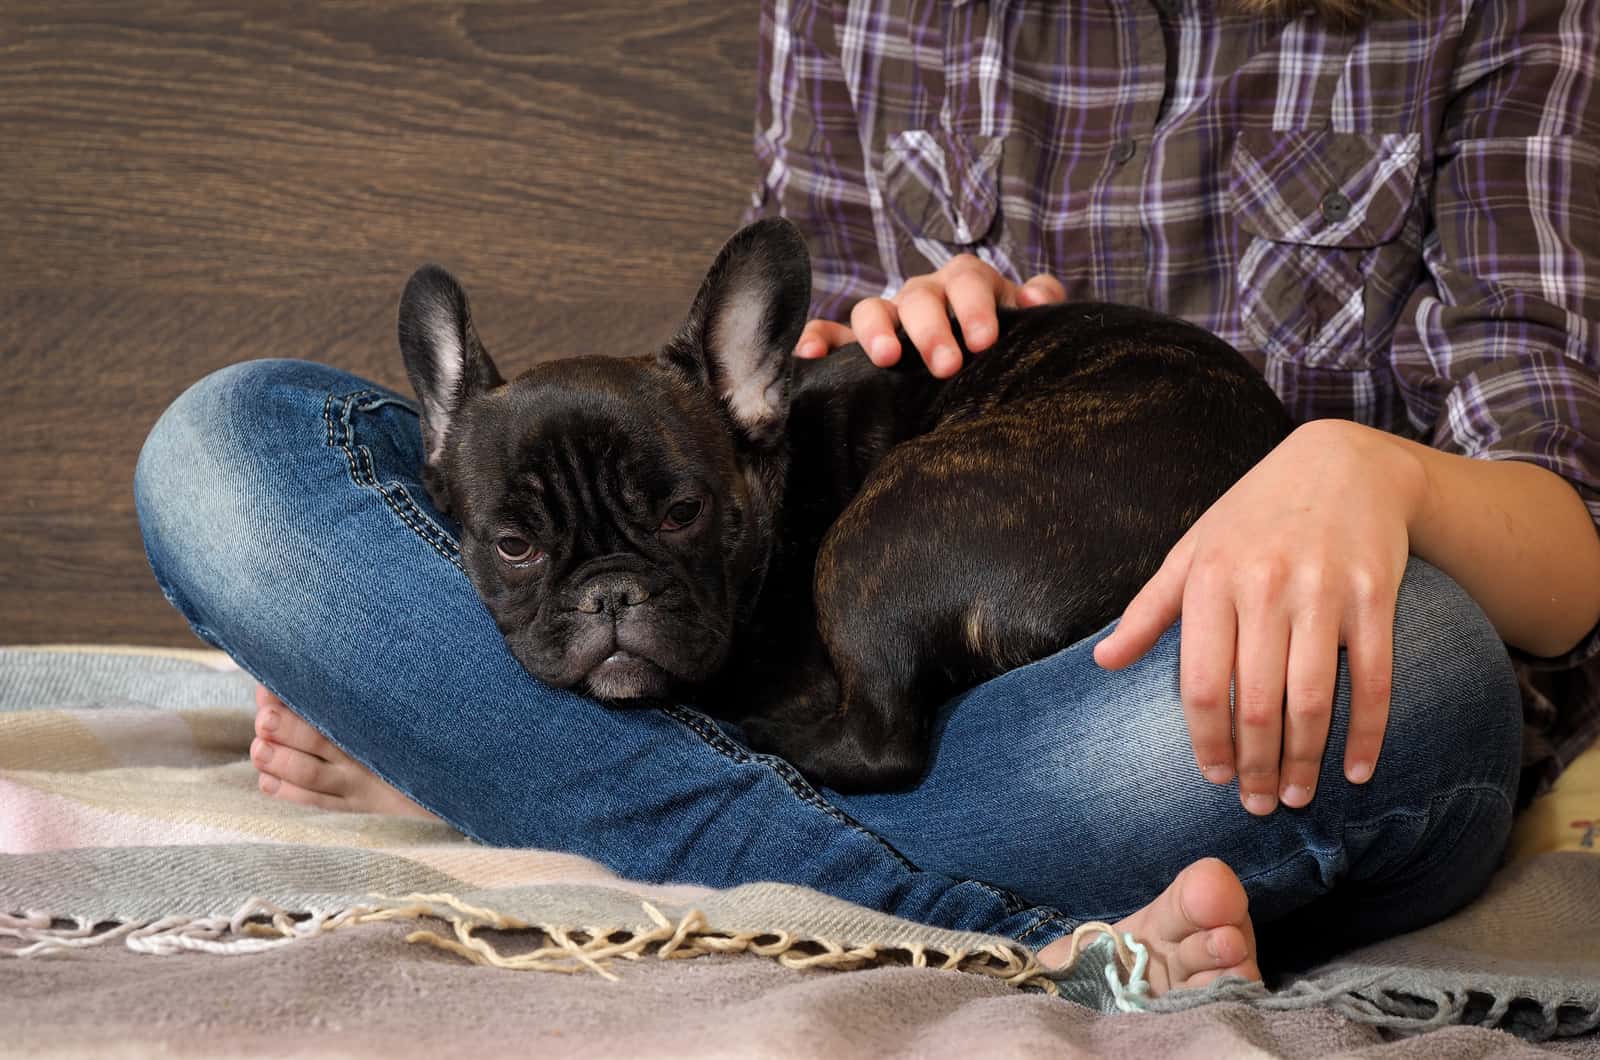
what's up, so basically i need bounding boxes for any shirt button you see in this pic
[1111,138,1137,164]
[1321,191,1352,223]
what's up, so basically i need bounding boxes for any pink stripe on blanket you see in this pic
[0,778,265,853]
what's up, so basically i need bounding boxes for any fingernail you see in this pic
[259,708,278,733]
[1205,934,1219,959]
[1202,765,1234,784]
[966,322,994,346]
[933,347,961,376]
[797,340,822,358]
[1245,792,1277,815]
[1282,783,1312,806]
[870,336,898,362]
[1347,760,1373,784]
[260,774,280,794]
[251,739,273,765]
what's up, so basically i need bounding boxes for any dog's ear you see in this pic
[398,265,505,483]
[660,218,812,447]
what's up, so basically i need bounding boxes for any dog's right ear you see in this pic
[398,265,505,499]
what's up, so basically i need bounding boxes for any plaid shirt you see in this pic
[745,0,1600,799]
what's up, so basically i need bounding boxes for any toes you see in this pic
[1171,924,1250,986]
[1173,858,1251,937]
[1113,857,1261,996]
[1178,959,1263,991]
[1137,858,1247,947]
[257,770,345,812]
[254,701,337,760]
[251,736,350,798]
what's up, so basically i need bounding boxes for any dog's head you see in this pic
[399,219,811,701]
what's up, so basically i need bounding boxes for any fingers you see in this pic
[1178,563,1239,787]
[897,278,964,377]
[1017,272,1067,306]
[942,255,1008,353]
[1094,538,1193,671]
[849,297,904,367]
[852,256,1067,377]
[1279,603,1338,808]
[1232,592,1289,816]
[1341,573,1396,784]
[795,319,856,359]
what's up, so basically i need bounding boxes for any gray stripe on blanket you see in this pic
[0,648,256,713]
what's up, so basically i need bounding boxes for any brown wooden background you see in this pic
[1,1,759,646]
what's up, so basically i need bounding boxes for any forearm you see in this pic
[1342,420,1600,658]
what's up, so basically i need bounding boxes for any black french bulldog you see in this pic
[399,219,1292,792]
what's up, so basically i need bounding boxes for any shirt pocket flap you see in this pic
[883,129,1004,246]
[1229,129,1421,249]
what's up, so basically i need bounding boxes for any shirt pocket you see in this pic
[881,128,1005,247]
[1229,128,1423,371]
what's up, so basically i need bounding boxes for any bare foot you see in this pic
[250,685,437,820]
[1038,857,1260,996]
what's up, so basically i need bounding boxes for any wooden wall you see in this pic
[1,1,759,644]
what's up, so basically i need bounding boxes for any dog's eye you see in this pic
[495,536,541,564]
[660,499,704,531]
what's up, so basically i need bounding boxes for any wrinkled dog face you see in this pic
[398,220,812,701]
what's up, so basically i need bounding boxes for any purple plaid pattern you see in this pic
[745,0,1600,794]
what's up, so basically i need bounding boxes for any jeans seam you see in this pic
[659,704,920,872]
[324,390,464,572]
[1180,781,1517,924]
[659,704,1047,922]
[1345,781,1516,890]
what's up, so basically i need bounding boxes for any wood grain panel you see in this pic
[0,1,760,645]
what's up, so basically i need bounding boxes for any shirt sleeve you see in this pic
[1389,0,1600,667]
[744,0,890,323]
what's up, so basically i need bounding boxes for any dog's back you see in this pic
[736,302,1293,791]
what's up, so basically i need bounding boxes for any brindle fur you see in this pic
[716,302,1293,790]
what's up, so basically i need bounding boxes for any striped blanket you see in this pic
[3,645,1599,1052]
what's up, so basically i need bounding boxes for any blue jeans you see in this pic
[134,358,1523,959]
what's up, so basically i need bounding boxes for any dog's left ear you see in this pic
[660,218,812,447]
[398,265,506,515]
[399,265,505,460]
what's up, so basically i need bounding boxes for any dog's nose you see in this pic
[575,574,653,615]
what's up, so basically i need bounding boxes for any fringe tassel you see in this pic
[0,894,1147,1002]
[360,893,1143,998]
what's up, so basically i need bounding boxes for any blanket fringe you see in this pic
[2,895,1146,1002]
[1147,968,1600,1041]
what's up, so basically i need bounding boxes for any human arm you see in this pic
[1100,0,1600,811]
[1093,418,1600,815]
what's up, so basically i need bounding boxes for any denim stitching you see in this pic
[660,704,923,873]
[1015,910,1075,945]
[1341,781,1516,891]
[350,394,462,560]
[356,439,462,566]
[323,389,464,573]
[660,703,1051,923]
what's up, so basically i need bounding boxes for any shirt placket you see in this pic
[1094,0,1168,308]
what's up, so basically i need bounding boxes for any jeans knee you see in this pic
[1384,557,1521,794]
[134,358,368,624]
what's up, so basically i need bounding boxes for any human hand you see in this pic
[1093,420,1427,815]
[794,254,1065,377]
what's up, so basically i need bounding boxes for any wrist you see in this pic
[1287,418,1430,529]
